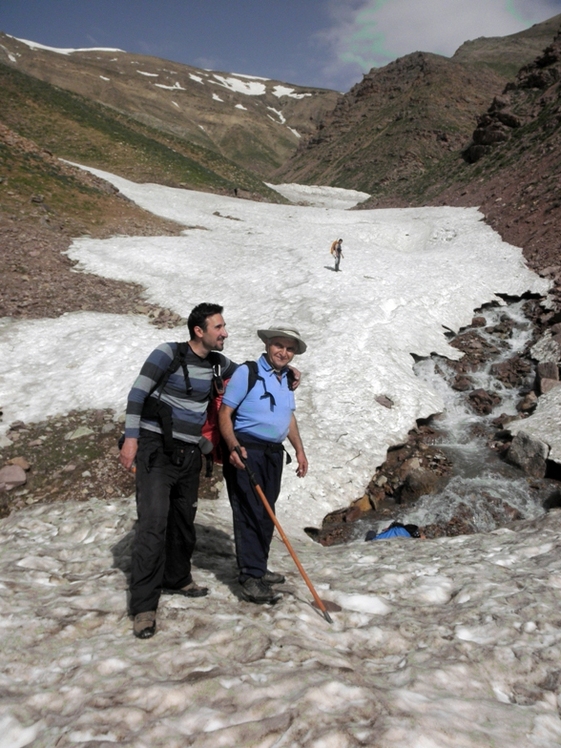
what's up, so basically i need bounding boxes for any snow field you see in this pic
[1,171,559,746]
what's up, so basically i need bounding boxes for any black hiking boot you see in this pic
[262,570,285,585]
[162,580,209,598]
[241,577,282,604]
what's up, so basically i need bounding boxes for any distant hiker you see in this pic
[120,303,237,639]
[330,238,343,271]
[234,187,238,197]
[365,521,424,541]
[218,324,308,605]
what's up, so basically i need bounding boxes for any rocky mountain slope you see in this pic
[451,12,561,77]
[0,33,338,178]
[275,14,561,307]
[275,14,561,197]
[0,122,185,321]
[0,60,282,200]
[273,51,506,194]
[427,29,561,308]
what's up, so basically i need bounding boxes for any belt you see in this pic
[235,433,291,463]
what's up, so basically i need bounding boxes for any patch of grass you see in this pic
[0,408,223,518]
[0,62,283,201]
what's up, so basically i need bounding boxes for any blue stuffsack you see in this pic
[366,525,412,541]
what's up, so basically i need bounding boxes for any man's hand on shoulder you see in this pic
[288,366,301,390]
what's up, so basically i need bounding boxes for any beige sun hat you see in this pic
[257,324,307,354]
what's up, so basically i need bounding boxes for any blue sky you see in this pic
[2,0,561,91]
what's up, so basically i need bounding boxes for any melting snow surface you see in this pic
[0,166,550,531]
[1,168,559,746]
[2,495,561,746]
[267,182,370,209]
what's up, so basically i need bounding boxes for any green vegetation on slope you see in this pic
[0,62,283,201]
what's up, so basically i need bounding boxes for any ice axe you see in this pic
[234,447,340,623]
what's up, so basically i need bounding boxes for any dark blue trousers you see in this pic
[129,432,202,615]
[223,443,283,582]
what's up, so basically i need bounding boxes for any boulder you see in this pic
[537,361,559,381]
[540,378,561,395]
[517,391,538,412]
[398,467,442,503]
[452,375,473,391]
[375,395,394,408]
[471,316,486,327]
[506,431,549,478]
[352,494,374,513]
[0,464,27,491]
[468,388,502,415]
[8,456,31,471]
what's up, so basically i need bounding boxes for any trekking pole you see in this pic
[234,447,335,623]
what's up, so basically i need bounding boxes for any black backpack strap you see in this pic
[243,360,276,409]
[245,360,259,395]
[287,367,296,390]
[141,398,175,455]
[175,342,192,395]
[145,342,192,401]
[207,351,225,396]
[141,342,191,455]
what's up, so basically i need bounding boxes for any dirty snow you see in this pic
[1,170,560,747]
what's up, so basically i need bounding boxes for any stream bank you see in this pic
[306,295,561,545]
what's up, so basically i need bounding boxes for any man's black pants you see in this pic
[129,432,202,615]
[223,440,283,582]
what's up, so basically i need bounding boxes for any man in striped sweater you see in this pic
[120,303,237,639]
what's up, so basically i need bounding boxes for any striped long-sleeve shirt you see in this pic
[125,342,237,444]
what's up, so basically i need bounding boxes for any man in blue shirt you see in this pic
[219,324,308,604]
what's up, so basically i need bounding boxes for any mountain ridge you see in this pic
[0,32,338,178]
[273,51,506,193]
[274,14,561,197]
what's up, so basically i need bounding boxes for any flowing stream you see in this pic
[393,299,551,533]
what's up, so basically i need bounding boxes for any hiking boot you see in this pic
[262,570,285,585]
[133,611,156,639]
[162,580,208,598]
[241,577,282,604]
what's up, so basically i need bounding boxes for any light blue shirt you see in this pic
[222,354,295,443]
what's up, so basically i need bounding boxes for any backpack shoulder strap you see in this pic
[207,351,225,397]
[147,342,191,400]
[245,360,295,393]
[244,360,259,395]
[239,360,276,409]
